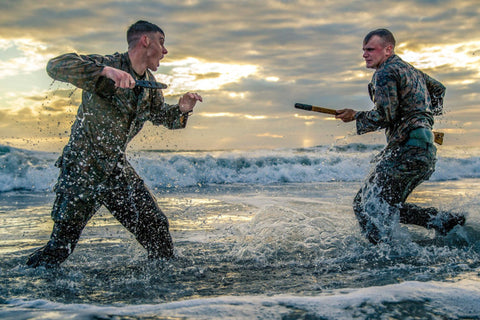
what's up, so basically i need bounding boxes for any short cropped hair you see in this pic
[363,28,396,48]
[127,20,164,49]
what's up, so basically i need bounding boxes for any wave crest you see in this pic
[1,144,480,192]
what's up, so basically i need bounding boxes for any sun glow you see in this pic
[156,57,258,94]
[398,41,480,72]
[199,112,266,120]
[257,133,283,138]
[0,38,54,78]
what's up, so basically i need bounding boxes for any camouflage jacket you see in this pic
[355,54,445,146]
[47,52,188,194]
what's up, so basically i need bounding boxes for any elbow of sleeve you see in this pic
[356,122,365,135]
[46,60,56,79]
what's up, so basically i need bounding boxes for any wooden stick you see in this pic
[295,103,337,115]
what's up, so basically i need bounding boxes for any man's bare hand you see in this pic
[179,92,203,113]
[101,66,136,89]
[336,109,357,122]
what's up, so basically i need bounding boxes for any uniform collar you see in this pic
[377,54,398,70]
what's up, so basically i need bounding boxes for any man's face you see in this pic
[146,32,168,71]
[362,35,392,69]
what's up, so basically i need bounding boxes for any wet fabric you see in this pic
[353,144,436,244]
[27,167,173,267]
[47,52,188,194]
[27,52,186,266]
[355,54,445,147]
[351,54,459,244]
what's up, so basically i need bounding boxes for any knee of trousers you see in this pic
[351,189,388,235]
[51,193,95,224]
[352,192,364,216]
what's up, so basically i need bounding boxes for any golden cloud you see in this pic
[398,41,480,72]
[0,38,55,78]
[199,112,266,120]
[257,133,283,139]
[3,88,80,114]
[155,57,258,95]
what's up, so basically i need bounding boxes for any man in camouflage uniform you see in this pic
[336,29,465,244]
[27,20,202,267]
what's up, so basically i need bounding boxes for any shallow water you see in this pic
[1,180,480,319]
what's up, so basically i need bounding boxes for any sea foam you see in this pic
[4,279,480,319]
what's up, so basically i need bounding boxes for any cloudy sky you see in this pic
[0,0,479,152]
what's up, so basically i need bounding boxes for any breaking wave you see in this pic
[1,144,480,192]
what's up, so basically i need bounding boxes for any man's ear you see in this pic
[140,34,150,47]
[385,44,394,56]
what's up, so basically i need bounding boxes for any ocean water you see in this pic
[1,143,480,319]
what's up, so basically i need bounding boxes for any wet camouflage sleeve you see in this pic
[423,71,446,116]
[355,55,438,145]
[47,52,187,129]
[149,88,189,129]
[47,53,108,93]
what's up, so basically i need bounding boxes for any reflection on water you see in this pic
[0,181,479,309]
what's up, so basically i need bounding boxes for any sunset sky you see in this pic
[0,0,479,152]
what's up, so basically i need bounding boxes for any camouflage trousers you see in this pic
[27,168,173,267]
[353,143,437,244]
